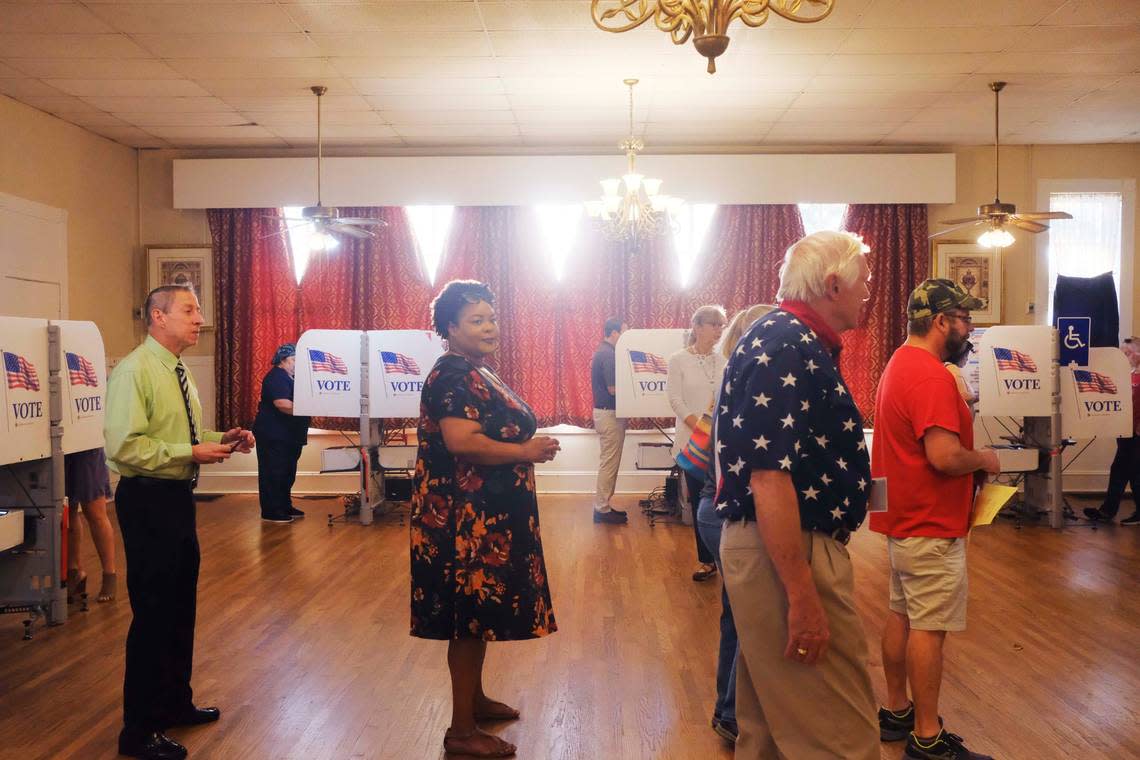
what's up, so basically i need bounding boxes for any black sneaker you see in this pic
[593,509,627,524]
[1084,506,1111,522]
[288,507,305,518]
[607,506,627,516]
[905,729,993,759]
[711,717,738,743]
[879,703,914,741]
[1121,511,1140,526]
[261,514,293,524]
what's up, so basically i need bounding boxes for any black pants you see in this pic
[256,438,302,518]
[684,471,714,564]
[115,477,199,732]
[1102,436,1140,517]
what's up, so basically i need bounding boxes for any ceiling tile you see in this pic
[54,112,131,128]
[480,2,603,31]
[267,124,401,141]
[489,29,667,56]
[351,77,505,96]
[193,77,354,97]
[979,52,1139,74]
[145,124,278,140]
[392,124,520,138]
[728,28,851,55]
[0,3,116,33]
[309,32,491,57]
[115,111,253,127]
[331,56,501,79]
[243,110,386,127]
[282,2,482,32]
[86,3,300,34]
[0,63,25,78]
[1040,0,1140,25]
[48,79,212,97]
[778,107,922,124]
[1010,24,1140,53]
[384,109,517,125]
[14,95,103,114]
[819,54,989,76]
[806,74,970,93]
[131,34,319,59]
[790,91,944,109]
[219,94,372,111]
[365,93,512,111]
[0,34,152,59]
[838,27,1025,54]
[6,59,185,80]
[855,0,1065,28]
[85,126,169,149]
[166,136,293,148]
[513,108,639,126]
[165,58,340,80]
[80,95,237,113]
[0,79,70,98]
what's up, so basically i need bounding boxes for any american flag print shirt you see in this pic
[714,309,871,534]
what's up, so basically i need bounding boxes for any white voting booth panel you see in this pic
[55,320,107,455]
[367,330,444,418]
[0,316,50,464]
[977,326,1055,418]
[1061,348,1134,439]
[615,329,687,419]
[294,330,363,419]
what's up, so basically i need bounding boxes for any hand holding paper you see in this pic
[971,484,1018,529]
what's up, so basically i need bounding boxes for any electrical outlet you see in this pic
[1026,300,1035,314]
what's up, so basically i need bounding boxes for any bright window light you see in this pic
[799,203,848,234]
[672,203,717,287]
[282,206,324,285]
[534,204,582,280]
[406,205,455,285]
[1045,191,1123,323]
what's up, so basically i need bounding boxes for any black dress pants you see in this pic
[115,476,199,732]
[256,438,302,518]
[1102,436,1140,517]
[684,470,715,564]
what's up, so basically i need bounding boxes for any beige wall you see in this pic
[932,144,1140,336]
[0,95,140,357]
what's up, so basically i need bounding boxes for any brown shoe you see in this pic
[692,563,718,582]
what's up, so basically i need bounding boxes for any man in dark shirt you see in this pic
[591,317,628,524]
[716,231,879,760]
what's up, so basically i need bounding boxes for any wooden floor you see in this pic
[0,492,1137,760]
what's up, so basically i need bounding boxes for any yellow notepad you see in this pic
[970,484,1018,529]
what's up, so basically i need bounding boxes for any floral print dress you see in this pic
[410,353,557,641]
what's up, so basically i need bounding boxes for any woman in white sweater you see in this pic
[667,304,727,582]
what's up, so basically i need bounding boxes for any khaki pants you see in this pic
[593,409,626,511]
[721,521,879,760]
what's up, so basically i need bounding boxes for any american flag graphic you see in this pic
[4,351,40,391]
[1074,369,1118,395]
[629,350,668,374]
[66,352,99,387]
[381,351,420,375]
[308,348,348,375]
[993,347,1038,373]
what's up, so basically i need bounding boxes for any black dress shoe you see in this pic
[593,509,628,524]
[118,729,187,760]
[288,506,305,518]
[165,706,221,727]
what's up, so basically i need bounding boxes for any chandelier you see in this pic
[591,0,835,74]
[585,79,682,241]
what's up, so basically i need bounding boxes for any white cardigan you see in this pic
[666,348,727,458]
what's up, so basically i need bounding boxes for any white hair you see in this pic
[776,231,867,303]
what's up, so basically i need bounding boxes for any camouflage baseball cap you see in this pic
[907,278,984,320]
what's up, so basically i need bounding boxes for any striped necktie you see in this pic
[174,361,200,445]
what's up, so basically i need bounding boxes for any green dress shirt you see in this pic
[104,335,222,481]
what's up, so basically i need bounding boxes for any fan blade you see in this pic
[1011,211,1073,221]
[258,228,290,241]
[929,221,984,239]
[1009,219,1048,233]
[333,224,375,240]
[334,217,388,226]
[939,215,988,225]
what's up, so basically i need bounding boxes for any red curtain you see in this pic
[209,208,299,429]
[839,204,930,421]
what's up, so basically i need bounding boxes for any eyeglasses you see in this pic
[944,312,973,325]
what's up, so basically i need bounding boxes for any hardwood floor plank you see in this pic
[0,493,1136,759]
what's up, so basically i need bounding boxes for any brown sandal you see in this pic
[443,728,516,758]
[97,572,117,603]
[66,570,87,604]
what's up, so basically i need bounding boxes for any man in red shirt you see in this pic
[870,279,1000,760]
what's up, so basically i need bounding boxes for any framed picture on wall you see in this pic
[146,245,214,328]
[932,241,1003,325]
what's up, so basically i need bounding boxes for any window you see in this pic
[405,205,455,285]
[1037,179,1135,332]
[798,203,847,235]
[672,203,718,287]
[534,205,582,281]
[281,206,339,285]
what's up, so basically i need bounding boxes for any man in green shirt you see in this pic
[106,284,253,760]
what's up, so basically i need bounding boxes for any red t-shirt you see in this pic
[870,345,975,538]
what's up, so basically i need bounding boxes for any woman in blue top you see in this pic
[252,343,311,523]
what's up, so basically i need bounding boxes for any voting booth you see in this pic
[0,317,108,637]
[294,328,443,525]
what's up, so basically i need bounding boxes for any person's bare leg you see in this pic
[445,639,515,756]
[473,640,520,720]
[881,611,911,711]
[80,497,117,601]
[66,504,86,602]
[907,629,947,738]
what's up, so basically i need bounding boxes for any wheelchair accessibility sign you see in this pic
[1057,317,1091,367]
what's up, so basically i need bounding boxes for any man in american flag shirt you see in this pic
[715,231,879,760]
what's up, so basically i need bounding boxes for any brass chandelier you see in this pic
[585,79,683,241]
[591,0,836,74]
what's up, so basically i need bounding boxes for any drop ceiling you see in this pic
[0,0,1137,151]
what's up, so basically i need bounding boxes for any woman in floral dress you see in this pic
[410,279,560,758]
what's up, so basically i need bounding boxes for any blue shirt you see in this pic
[714,307,871,534]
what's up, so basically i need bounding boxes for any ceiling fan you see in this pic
[931,81,1072,248]
[264,85,385,246]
